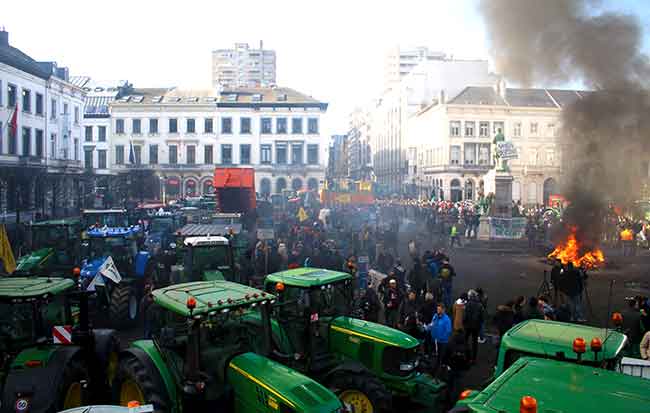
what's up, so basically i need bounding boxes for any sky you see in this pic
[3,0,649,135]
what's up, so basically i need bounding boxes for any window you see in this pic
[133,145,142,165]
[21,127,31,156]
[49,134,55,159]
[149,145,158,165]
[186,118,195,134]
[22,89,31,112]
[149,119,158,134]
[546,150,555,165]
[450,146,461,165]
[63,103,69,115]
[548,123,556,136]
[74,107,79,124]
[50,98,57,119]
[449,121,461,137]
[292,143,303,164]
[465,121,475,137]
[221,117,232,134]
[261,144,272,164]
[530,122,538,135]
[308,118,319,134]
[35,129,43,158]
[8,126,16,155]
[307,144,319,165]
[169,118,178,134]
[276,118,287,134]
[115,119,125,134]
[240,117,251,134]
[221,144,232,164]
[187,145,196,164]
[84,150,93,169]
[464,143,476,165]
[479,144,490,165]
[204,145,213,164]
[115,145,125,165]
[513,122,522,137]
[74,139,79,160]
[240,144,251,164]
[204,118,213,133]
[85,126,93,142]
[493,121,504,135]
[291,118,303,134]
[132,119,142,135]
[35,93,43,115]
[479,122,489,137]
[276,143,287,164]
[169,145,178,164]
[8,84,17,108]
[261,118,272,134]
[98,126,106,142]
[98,150,107,169]
[528,149,538,165]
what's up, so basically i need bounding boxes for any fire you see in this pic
[548,227,605,269]
[620,229,634,241]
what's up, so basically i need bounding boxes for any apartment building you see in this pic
[211,42,276,88]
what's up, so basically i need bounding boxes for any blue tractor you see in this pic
[79,225,152,328]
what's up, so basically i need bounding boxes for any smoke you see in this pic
[480,0,650,246]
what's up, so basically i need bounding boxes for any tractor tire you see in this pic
[110,284,139,328]
[56,358,91,411]
[327,372,392,413]
[112,356,170,413]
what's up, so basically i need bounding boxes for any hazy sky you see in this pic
[4,0,649,135]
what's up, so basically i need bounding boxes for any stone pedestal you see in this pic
[477,216,491,240]
[484,168,513,217]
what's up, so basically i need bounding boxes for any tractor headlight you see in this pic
[399,359,418,372]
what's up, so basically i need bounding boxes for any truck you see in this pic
[263,268,447,412]
[213,168,256,215]
[0,277,119,412]
[111,280,343,413]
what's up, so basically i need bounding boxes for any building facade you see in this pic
[0,29,86,221]
[109,87,327,201]
[407,84,580,205]
[327,134,348,181]
[347,104,373,180]
[211,42,277,88]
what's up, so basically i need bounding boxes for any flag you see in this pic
[8,106,17,137]
[297,207,308,222]
[99,256,122,283]
[128,140,136,164]
[0,224,16,274]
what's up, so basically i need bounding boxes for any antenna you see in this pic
[601,279,616,350]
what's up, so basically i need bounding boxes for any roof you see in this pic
[152,280,272,317]
[82,209,127,214]
[502,319,627,362]
[331,316,420,349]
[86,226,142,238]
[84,96,113,116]
[464,357,650,413]
[183,236,230,247]
[0,277,75,300]
[177,224,231,237]
[265,268,352,288]
[30,218,81,227]
[448,86,588,109]
[0,40,50,80]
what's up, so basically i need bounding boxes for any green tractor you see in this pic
[0,276,119,412]
[14,218,83,277]
[263,268,447,413]
[112,280,344,413]
[493,319,628,378]
[452,356,650,413]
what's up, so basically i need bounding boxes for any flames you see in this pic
[620,229,634,241]
[548,227,605,269]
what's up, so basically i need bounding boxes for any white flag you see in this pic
[98,256,122,284]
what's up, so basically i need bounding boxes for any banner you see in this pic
[496,141,518,160]
[489,217,527,239]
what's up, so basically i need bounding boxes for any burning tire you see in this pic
[328,372,392,413]
[110,284,139,328]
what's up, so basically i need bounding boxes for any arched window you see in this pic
[543,178,557,206]
[260,178,271,197]
[450,179,462,202]
[291,178,303,191]
[165,177,181,199]
[465,179,474,200]
[276,178,287,193]
[185,179,197,196]
[307,178,319,191]
[202,180,214,195]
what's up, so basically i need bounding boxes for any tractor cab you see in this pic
[494,319,628,378]
[115,280,342,413]
[171,236,234,283]
[82,209,129,229]
[143,211,182,256]
[15,218,82,276]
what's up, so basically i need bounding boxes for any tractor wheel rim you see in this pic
[339,390,373,413]
[63,382,83,409]
[120,379,145,406]
[107,352,119,386]
[129,294,138,319]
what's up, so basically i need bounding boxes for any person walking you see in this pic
[452,293,468,334]
[383,279,402,328]
[463,289,485,364]
[361,281,381,323]
[438,259,456,310]
[423,303,452,373]
[450,223,460,248]
[399,291,421,338]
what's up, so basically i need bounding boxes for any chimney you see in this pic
[494,77,507,100]
[259,40,263,50]
[0,29,8,47]
[438,89,446,104]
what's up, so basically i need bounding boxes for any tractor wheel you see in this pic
[113,356,170,413]
[328,372,392,413]
[110,284,139,328]
[57,358,91,411]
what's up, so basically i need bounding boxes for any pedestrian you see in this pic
[564,263,584,321]
[423,303,452,373]
[463,289,484,364]
[452,293,468,334]
[383,279,402,328]
[361,281,381,323]
[641,330,650,360]
[522,296,543,320]
[438,259,456,310]
[450,223,460,248]
[399,291,421,337]
[526,219,537,249]
[408,257,427,298]
[494,300,515,339]
[476,287,488,344]
[393,259,406,287]
[550,260,563,306]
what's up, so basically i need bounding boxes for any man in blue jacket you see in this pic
[423,303,452,373]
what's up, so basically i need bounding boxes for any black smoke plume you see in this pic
[480,0,650,248]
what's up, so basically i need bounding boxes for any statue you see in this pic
[493,132,509,172]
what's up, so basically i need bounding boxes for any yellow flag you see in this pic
[297,207,309,222]
[0,225,16,274]
[359,181,372,192]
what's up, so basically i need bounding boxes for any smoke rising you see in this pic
[480,0,650,248]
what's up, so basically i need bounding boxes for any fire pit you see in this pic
[547,226,605,270]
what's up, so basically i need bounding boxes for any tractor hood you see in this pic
[329,316,420,349]
[15,248,53,274]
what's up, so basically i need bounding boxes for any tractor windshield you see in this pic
[0,295,67,352]
[83,212,128,228]
[149,217,174,233]
[278,280,353,318]
[189,245,231,274]
[86,237,137,259]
